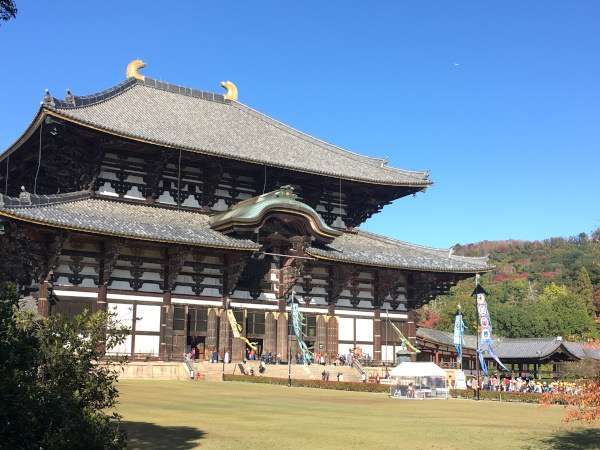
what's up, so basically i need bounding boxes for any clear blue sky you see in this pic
[1,1,598,249]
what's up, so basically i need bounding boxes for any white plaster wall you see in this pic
[338,317,354,341]
[135,304,161,332]
[134,335,160,356]
[355,318,373,342]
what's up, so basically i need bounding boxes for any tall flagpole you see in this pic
[475,274,480,401]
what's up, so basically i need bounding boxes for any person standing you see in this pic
[361,372,366,383]
[224,351,230,364]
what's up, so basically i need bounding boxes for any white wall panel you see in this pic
[134,335,160,356]
[338,317,354,341]
[135,304,161,332]
[355,318,373,342]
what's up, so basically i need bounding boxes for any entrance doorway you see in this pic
[189,336,206,361]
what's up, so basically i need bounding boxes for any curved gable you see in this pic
[209,185,342,244]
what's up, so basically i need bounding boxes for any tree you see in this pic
[0,0,17,25]
[573,266,595,317]
[541,372,600,424]
[0,282,130,449]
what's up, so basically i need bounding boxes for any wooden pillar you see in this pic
[38,282,51,317]
[316,315,327,357]
[277,300,288,362]
[435,344,439,364]
[206,308,219,360]
[326,316,338,357]
[96,285,108,314]
[218,310,231,362]
[373,307,381,361]
[265,311,277,354]
[160,291,172,359]
[231,330,245,362]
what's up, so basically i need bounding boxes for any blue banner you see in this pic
[476,292,510,375]
[453,310,466,366]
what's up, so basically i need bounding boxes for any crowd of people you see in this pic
[465,375,581,395]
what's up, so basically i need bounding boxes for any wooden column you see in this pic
[373,307,381,361]
[218,310,231,362]
[326,316,338,357]
[265,311,277,354]
[316,315,327,357]
[160,291,172,359]
[38,282,51,317]
[277,315,289,362]
[206,308,219,360]
[96,285,107,314]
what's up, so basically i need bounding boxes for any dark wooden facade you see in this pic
[0,62,492,363]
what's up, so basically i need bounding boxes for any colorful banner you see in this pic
[291,302,313,364]
[390,321,420,353]
[476,290,509,375]
[453,309,466,366]
[226,309,257,350]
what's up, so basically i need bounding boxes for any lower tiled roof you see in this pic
[0,191,492,273]
[0,191,258,250]
[308,230,492,272]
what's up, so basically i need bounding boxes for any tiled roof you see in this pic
[417,328,587,361]
[37,77,432,186]
[0,191,258,250]
[308,230,492,272]
[564,341,600,361]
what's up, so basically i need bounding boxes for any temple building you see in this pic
[0,60,491,363]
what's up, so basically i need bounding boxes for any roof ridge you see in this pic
[0,189,90,208]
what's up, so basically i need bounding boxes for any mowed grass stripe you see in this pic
[116,380,599,449]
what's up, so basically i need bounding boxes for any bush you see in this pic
[224,374,390,393]
[0,282,130,449]
[450,389,544,403]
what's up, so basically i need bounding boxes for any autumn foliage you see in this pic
[540,373,600,424]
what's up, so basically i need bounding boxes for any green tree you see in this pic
[573,266,595,317]
[0,0,17,24]
[0,282,129,449]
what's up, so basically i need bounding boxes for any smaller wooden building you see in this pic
[416,328,587,379]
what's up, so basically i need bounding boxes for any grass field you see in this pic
[116,380,599,449]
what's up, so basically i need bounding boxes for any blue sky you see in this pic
[1,1,598,249]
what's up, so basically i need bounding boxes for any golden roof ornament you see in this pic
[221,81,238,101]
[126,60,146,81]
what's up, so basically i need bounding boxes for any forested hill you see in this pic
[418,228,600,340]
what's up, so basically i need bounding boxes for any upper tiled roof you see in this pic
[0,191,258,250]
[308,230,492,272]
[35,77,432,186]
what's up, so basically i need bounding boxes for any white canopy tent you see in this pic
[389,362,448,399]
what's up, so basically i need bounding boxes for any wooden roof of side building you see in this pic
[416,328,588,362]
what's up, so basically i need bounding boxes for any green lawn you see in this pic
[116,380,599,449]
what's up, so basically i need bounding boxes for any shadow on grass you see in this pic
[122,421,205,449]
[537,427,600,449]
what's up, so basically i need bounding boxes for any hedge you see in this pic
[224,374,390,393]
[450,389,551,403]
